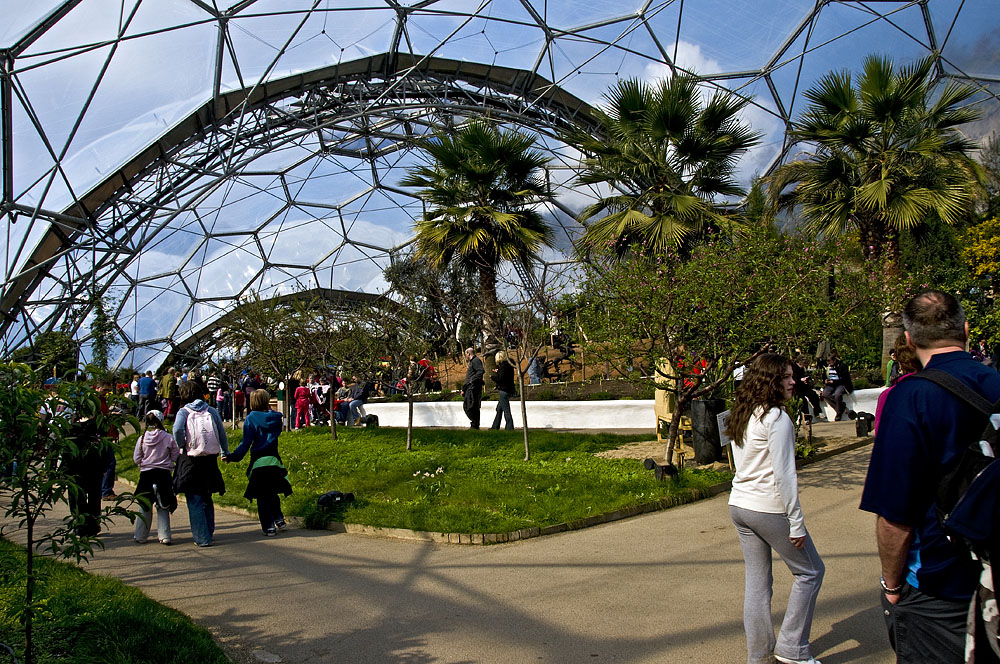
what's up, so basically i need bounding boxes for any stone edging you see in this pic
[121,437,875,546]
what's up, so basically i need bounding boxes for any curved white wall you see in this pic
[361,387,887,430]
[363,399,657,430]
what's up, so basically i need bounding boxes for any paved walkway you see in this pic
[8,445,892,664]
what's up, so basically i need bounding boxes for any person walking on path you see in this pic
[132,410,179,545]
[861,289,1000,663]
[224,389,292,537]
[462,347,485,429]
[159,367,180,418]
[725,353,825,664]
[137,370,156,417]
[173,380,229,547]
[490,350,516,430]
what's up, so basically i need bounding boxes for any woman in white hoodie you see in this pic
[725,353,825,664]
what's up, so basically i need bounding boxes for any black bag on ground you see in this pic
[361,414,379,428]
[317,490,355,510]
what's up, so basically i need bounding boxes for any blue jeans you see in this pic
[730,505,825,664]
[492,389,515,430]
[186,492,215,546]
[348,399,365,425]
[134,505,172,543]
[100,449,117,497]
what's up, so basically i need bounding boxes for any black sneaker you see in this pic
[275,519,287,531]
[264,528,277,537]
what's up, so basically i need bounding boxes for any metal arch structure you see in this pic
[1,0,997,371]
[162,287,390,371]
[0,53,600,342]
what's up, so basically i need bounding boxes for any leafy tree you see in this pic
[85,288,119,380]
[981,133,1000,218]
[487,272,569,461]
[567,75,760,259]
[401,121,554,357]
[0,363,136,664]
[8,330,78,381]
[768,54,985,265]
[216,291,315,431]
[383,253,479,358]
[577,231,892,462]
[338,292,432,450]
[959,217,1000,345]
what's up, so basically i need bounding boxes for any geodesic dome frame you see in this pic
[2,0,998,371]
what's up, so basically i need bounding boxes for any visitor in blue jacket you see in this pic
[225,389,292,537]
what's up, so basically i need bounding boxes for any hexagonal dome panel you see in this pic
[1,0,997,370]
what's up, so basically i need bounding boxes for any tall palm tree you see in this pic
[569,75,760,259]
[768,54,985,265]
[401,121,553,352]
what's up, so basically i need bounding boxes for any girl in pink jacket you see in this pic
[133,410,180,544]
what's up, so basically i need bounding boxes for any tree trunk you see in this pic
[479,265,501,358]
[406,392,414,451]
[663,396,690,467]
[882,310,903,380]
[25,509,34,664]
[330,402,337,441]
[282,374,291,432]
[663,409,680,466]
[520,377,530,461]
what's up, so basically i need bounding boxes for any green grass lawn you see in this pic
[0,538,228,664]
[116,426,731,534]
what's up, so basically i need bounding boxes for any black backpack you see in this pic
[912,369,999,659]
[913,369,999,557]
[914,369,1000,559]
[317,490,355,510]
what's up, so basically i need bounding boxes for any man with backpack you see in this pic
[861,290,1000,663]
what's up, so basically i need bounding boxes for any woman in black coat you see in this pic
[490,351,516,430]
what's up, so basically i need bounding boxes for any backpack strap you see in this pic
[911,368,997,416]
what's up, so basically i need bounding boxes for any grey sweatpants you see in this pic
[730,505,825,664]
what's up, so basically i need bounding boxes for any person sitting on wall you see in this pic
[820,349,854,421]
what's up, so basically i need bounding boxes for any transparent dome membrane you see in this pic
[2,0,997,368]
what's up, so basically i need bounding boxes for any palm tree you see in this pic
[401,121,553,353]
[569,75,760,259]
[768,54,985,265]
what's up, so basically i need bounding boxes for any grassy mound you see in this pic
[0,538,228,664]
[116,426,730,534]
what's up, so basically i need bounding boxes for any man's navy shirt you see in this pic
[860,350,1000,600]
[138,375,155,396]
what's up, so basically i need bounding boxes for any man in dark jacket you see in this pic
[861,289,1000,662]
[462,347,485,429]
[820,349,854,421]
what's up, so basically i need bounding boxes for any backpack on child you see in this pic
[183,406,221,456]
[912,369,999,660]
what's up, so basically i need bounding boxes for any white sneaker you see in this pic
[776,656,821,664]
